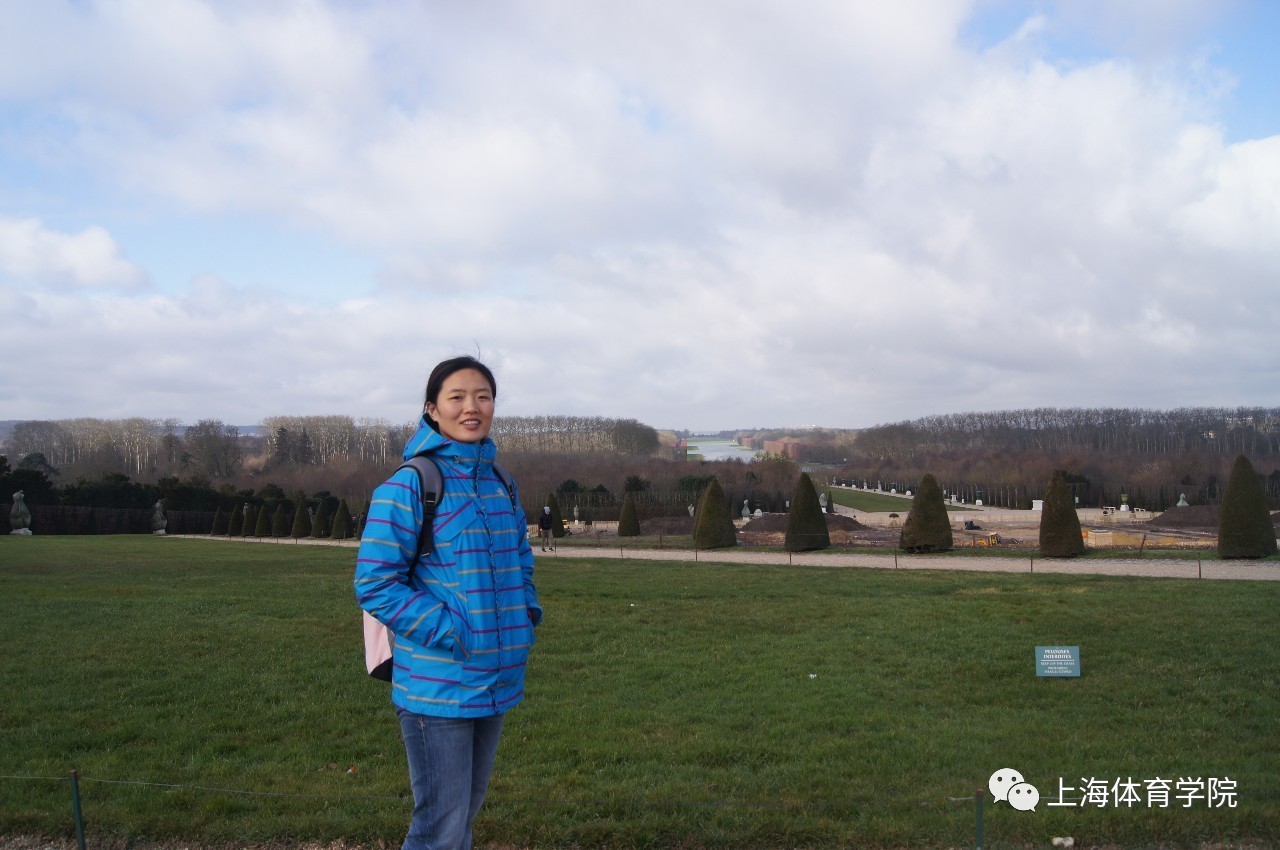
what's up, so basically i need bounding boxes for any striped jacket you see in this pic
[354,421,541,717]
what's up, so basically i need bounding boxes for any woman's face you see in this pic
[426,368,495,443]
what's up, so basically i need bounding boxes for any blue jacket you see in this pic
[355,421,541,717]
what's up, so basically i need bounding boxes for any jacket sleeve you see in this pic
[509,480,543,627]
[354,468,472,660]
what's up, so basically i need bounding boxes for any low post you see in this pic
[69,770,86,850]
[975,788,984,850]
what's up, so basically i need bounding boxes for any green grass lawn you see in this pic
[2,536,1277,848]
[828,487,979,513]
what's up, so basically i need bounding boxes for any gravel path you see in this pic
[534,544,1279,581]
[172,535,1278,581]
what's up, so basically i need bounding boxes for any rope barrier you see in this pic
[1,770,981,812]
[6,771,1268,849]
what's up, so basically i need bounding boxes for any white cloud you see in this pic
[0,0,1276,428]
[0,217,147,291]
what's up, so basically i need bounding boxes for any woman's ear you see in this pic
[424,403,438,422]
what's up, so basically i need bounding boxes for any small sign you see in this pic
[1036,645,1080,677]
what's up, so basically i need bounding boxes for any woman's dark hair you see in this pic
[422,356,497,433]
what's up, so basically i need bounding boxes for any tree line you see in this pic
[3,414,661,483]
[836,407,1280,512]
[854,406,1280,459]
[8,406,1277,521]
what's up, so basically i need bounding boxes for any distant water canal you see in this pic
[687,439,761,461]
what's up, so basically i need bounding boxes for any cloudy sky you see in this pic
[1,0,1277,432]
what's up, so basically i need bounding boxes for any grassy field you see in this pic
[828,487,979,513]
[2,536,1278,848]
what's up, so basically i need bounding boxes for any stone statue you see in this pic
[1176,493,1189,508]
[687,504,694,517]
[151,499,168,534]
[573,506,580,522]
[10,490,32,534]
[741,499,751,519]
[819,492,828,510]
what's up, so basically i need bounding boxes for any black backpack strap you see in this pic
[492,461,518,509]
[397,455,443,562]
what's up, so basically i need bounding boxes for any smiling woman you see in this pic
[355,354,542,850]
[424,360,496,443]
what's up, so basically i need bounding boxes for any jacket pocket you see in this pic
[425,499,480,660]
[429,498,480,556]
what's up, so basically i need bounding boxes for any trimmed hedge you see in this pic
[693,477,737,549]
[1218,454,1278,559]
[1039,470,1085,557]
[899,473,952,553]
[785,472,830,552]
[617,492,641,537]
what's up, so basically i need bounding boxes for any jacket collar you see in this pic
[402,417,496,471]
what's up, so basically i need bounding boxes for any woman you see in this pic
[355,356,542,850]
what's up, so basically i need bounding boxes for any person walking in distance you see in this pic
[538,506,556,552]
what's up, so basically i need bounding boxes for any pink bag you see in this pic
[363,610,395,681]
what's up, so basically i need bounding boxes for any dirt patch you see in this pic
[1143,506,1280,533]
[0,839,370,850]
[6,836,1273,850]
[738,512,865,533]
[736,512,900,547]
[640,515,694,535]
[1145,504,1220,531]
[637,512,897,546]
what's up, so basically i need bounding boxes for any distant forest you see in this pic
[0,414,671,518]
[830,407,1280,510]
[3,406,1278,515]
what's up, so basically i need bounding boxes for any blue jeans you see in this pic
[398,711,505,850]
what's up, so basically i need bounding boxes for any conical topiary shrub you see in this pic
[271,504,291,538]
[546,492,567,538]
[227,504,244,537]
[899,473,952,553]
[290,495,311,539]
[786,472,830,552]
[1039,471,1084,557]
[210,506,227,535]
[693,477,736,549]
[1218,454,1278,559]
[253,503,272,537]
[311,500,332,539]
[331,499,354,541]
[617,492,641,537]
